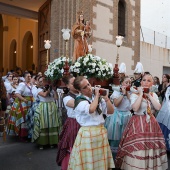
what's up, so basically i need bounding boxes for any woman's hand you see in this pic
[94,87,100,98]
[147,92,161,110]
[121,86,126,95]
[102,95,109,102]
[137,87,143,96]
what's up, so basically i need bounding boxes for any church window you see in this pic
[118,0,125,36]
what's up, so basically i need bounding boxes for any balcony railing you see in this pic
[140,26,170,49]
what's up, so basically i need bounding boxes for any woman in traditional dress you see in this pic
[5,75,19,127]
[71,11,91,62]
[4,72,13,102]
[105,76,132,159]
[8,75,19,104]
[32,77,61,149]
[7,72,35,140]
[26,75,41,140]
[56,75,80,170]
[151,76,160,102]
[156,84,170,152]
[115,74,168,170]
[158,74,170,104]
[68,76,115,170]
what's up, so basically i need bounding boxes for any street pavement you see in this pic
[0,136,60,170]
[0,135,170,170]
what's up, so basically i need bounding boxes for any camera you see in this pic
[63,87,69,94]
[43,84,52,92]
[99,89,107,96]
[92,86,108,96]
[143,87,149,93]
[130,86,150,94]
[120,86,130,92]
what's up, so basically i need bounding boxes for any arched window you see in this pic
[118,0,125,36]
[22,31,33,72]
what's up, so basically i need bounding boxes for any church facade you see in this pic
[50,0,140,76]
[0,0,169,78]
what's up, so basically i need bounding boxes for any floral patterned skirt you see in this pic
[7,96,33,137]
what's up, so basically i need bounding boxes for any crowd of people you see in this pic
[0,10,170,169]
[0,60,170,170]
[0,71,62,150]
[0,8,169,170]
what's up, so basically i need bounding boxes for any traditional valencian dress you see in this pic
[56,92,80,170]
[26,85,39,139]
[104,90,132,158]
[7,82,34,137]
[115,93,168,170]
[157,85,170,151]
[32,88,61,146]
[68,95,115,170]
[5,83,18,126]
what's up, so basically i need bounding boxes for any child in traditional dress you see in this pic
[56,75,80,170]
[105,76,132,159]
[68,76,115,170]
[115,74,168,170]
[32,77,61,149]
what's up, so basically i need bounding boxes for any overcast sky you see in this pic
[141,0,170,37]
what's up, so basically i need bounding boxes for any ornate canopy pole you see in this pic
[61,29,71,76]
[44,40,51,66]
[112,36,123,85]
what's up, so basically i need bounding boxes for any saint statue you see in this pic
[71,11,92,62]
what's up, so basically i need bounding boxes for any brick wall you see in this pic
[50,0,140,74]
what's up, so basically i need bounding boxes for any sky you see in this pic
[141,0,170,37]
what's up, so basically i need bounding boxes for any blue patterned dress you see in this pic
[157,86,170,151]
[104,90,132,158]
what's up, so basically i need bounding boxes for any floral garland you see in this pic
[44,56,71,81]
[70,54,113,80]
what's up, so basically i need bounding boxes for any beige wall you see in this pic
[2,14,38,74]
[140,41,170,79]
[1,0,141,76]
[50,0,140,70]
[92,0,139,76]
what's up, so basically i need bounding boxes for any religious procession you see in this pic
[0,2,170,170]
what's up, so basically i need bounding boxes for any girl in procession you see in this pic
[32,77,61,149]
[105,76,132,159]
[7,72,35,140]
[115,73,168,170]
[68,76,115,170]
[56,75,80,170]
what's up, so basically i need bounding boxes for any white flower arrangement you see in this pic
[44,56,71,81]
[70,54,113,80]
